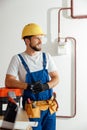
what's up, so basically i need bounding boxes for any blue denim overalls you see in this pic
[18,52,56,130]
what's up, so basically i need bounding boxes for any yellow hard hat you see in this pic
[22,23,45,39]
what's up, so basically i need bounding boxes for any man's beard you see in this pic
[30,43,41,51]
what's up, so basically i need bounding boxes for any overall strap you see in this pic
[18,54,30,73]
[43,52,47,69]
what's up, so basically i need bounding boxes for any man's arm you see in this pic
[5,71,59,93]
[5,74,27,89]
[27,71,59,94]
[47,71,59,89]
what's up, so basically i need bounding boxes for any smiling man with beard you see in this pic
[5,23,59,130]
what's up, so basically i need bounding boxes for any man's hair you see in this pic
[23,36,33,40]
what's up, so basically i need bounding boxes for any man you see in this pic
[5,23,59,130]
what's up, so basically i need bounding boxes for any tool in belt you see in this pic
[25,93,59,118]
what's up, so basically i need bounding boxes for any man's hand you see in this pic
[27,81,40,93]
[27,81,49,94]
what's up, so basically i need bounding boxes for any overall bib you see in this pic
[18,53,56,130]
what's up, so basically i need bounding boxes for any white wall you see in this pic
[0,0,87,129]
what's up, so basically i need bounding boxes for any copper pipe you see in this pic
[57,0,87,118]
[57,7,76,118]
[58,7,71,42]
[65,37,76,118]
[57,37,76,118]
[71,0,87,19]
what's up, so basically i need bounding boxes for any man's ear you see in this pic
[25,38,30,43]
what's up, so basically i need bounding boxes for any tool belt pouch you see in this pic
[25,103,40,118]
[47,96,59,115]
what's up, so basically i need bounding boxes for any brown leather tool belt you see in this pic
[25,93,59,118]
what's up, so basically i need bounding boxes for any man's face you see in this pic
[29,35,43,51]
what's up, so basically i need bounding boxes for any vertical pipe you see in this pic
[58,8,71,42]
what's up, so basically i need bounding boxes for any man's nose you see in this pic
[38,38,42,43]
